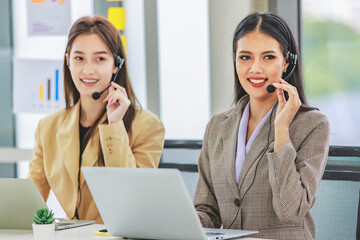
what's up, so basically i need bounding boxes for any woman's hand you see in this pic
[272,79,301,151]
[104,82,131,125]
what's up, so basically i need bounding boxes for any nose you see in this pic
[82,61,96,75]
[250,59,263,73]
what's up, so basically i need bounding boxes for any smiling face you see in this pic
[66,33,117,99]
[235,30,289,101]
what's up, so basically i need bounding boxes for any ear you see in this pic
[283,53,290,71]
[113,66,118,74]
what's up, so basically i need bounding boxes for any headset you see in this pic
[228,15,296,229]
[92,35,125,100]
[277,14,298,81]
[65,35,125,100]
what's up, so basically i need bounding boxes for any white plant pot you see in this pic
[32,223,55,240]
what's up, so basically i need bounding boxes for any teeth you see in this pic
[249,78,266,83]
[81,79,97,83]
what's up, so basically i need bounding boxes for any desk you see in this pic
[0,148,32,178]
[0,148,32,163]
[0,224,267,240]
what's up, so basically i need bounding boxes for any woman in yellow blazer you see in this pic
[194,13,330,239]
[28,16,165,223]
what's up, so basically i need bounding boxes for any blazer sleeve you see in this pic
[28,120,51,202]
[266,111,330,223]
[98,110,165,168]
[194,116,222,228]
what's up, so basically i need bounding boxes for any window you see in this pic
[302,0,360,146]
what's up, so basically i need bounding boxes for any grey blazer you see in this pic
[195,95,330,240]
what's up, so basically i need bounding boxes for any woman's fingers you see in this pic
[104,83,127,103]
[110,82,127,95]
[108,91,124,105]
[276,86,286,104]
[272,79,301,108]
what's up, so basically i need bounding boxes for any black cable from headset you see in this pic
[227,102,277,229]
[72,153,83,220]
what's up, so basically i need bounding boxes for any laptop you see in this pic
[82,167,258,240]
[0,178,95,230]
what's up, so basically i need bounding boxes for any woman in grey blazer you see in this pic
[194,13,330,240]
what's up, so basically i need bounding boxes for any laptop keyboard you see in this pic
[206,232,225,236]
[56,222,73,226]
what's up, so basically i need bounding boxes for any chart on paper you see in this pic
[13,58,65,113]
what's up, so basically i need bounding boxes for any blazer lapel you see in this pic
[220,95,249,198]
[56,102,81,186]
[237,103,277,193]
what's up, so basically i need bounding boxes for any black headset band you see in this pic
[114,34,122,67]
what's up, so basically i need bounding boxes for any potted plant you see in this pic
[32,208,55,240]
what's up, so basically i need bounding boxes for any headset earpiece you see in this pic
[285,51,297,65]
[289,52,297,65]
[115,55,121,68]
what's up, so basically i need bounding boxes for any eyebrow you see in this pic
[238,50,277,54]
[238,50,278,54]
[72,50,110,55]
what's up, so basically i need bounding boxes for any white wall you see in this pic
[123,0,147,108]
[157,0,210,140]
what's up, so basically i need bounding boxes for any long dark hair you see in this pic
[63,16,139,163]
[233,12,314,111]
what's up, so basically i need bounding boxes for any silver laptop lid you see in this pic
[0,178,47,229]
[82,167,207,240]
[0,178,95,230]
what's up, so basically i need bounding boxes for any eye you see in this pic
[264,55,275,60]
[74,56,83,61]
[96,57,105,61]
[239,55,251,61]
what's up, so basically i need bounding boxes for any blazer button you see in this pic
[234,199,240,207]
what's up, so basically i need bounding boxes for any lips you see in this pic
[247,78,268,88]
[81,78,98,87]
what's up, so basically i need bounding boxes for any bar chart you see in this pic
[13,58,65,113]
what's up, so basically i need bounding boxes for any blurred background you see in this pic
[0,1,359,239]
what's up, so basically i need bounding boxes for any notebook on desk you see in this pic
[82,167,258,240]
[0,178,95,230]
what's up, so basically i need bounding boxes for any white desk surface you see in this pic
[0,224,267,240]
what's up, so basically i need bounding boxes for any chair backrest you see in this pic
[159,140,201,200]
[311,146,360,240]
[160,141,360,239]
[310,176,359,240]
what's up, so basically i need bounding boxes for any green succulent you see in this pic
[33,208,55,224]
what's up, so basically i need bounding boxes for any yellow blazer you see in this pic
[195,95,330,240]
[28,101,165,223]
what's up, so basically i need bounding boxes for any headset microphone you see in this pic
[92,56,124,100]
[266,84,276,94]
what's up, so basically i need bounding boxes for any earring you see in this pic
[284,68,287,72]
